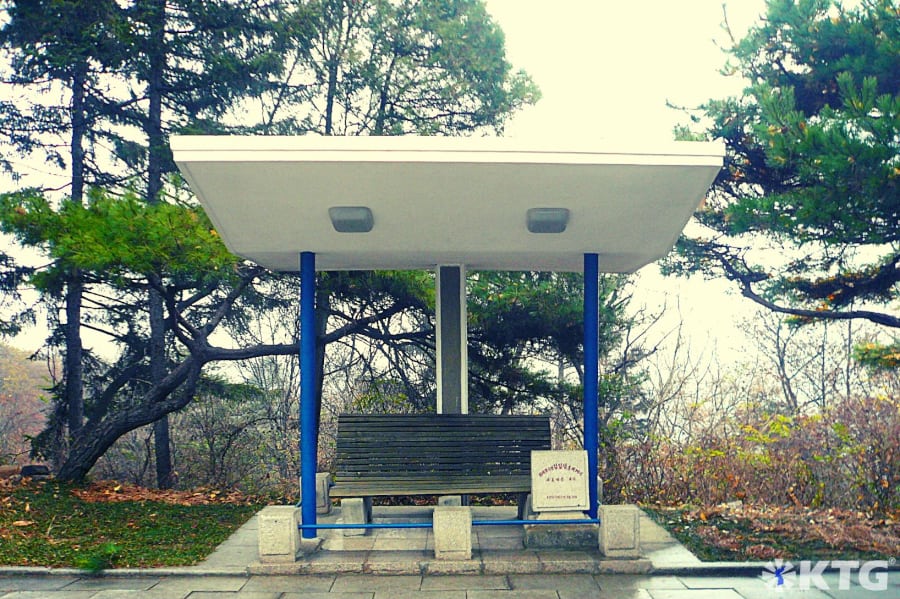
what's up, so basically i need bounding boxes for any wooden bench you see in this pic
[331,413,551,519]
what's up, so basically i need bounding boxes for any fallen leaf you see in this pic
[12,520,34,527]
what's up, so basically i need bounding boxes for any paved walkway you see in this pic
[1,506,897,598]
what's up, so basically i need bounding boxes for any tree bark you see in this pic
[56,341,298,483]
[64,60,88,443]
[58,356,203,483]
[145,0,174,489]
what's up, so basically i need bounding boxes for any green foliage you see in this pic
[0,189,237,291]
[252,0,540,135]
[76,542,120,573]
[351,378,424,414]
[466,272,632,416]
[668,0,900,329]
[854,339,900,369]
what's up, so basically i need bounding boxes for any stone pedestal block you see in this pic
[315,473,332,515]
[438,495,462,506]
[433,506,472,560]
[340,497,372,536]
[257,506,301,563]
[298,472,333,515]
[599,504,641,558]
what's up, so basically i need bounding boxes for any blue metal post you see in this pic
[584,253,599,519]
[300,252,317,538]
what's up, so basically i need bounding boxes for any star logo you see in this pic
[762,559,796,590]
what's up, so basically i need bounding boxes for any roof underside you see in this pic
[171,136,723,273]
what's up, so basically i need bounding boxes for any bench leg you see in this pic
[516,492,530,520]
[340,498,372,536]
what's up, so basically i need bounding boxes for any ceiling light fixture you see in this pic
[527,207,569,233]
[329,206,374,233]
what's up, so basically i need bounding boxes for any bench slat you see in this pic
[332,413,550,499]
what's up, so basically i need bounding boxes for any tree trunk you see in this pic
[64,62,88,442]
[145,0,173,489]
[58,357,203,483]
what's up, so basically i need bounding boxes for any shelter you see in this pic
[171,135,723,537]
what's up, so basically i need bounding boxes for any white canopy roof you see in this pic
[170,136,723,273]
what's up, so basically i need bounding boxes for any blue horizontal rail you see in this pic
[300,521,432,530]
[475,518,600,526]
[298,518,600,531]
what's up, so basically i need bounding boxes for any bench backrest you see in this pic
[334,413,551,480]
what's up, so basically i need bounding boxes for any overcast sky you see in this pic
[485,0,767,141]
[483,0,770,362]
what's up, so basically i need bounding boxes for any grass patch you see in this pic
[0,479,260,568]
[644,503,899,562]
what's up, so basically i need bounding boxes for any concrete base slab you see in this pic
[523,523,598,549]
[298,537,323,557]
[424,559,483,575]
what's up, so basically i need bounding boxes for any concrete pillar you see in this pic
[339,498,372,536]
[599,504,641,558]
[258,506,301,563]
[433,506,472,560]
[436,265,468,414]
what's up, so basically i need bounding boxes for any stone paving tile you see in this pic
[373,528,427,540]
[0,591,96,599]
[476,526,525,539]
[200,548,256,566]
[322,537,376,551]
[467,590,559,599]
[372,538,426,551]
[240,575,335,593]
[374,591,465,599]
[422,559,483,575]
[186,592,277,599]
[481,552,541,575]
[648,590,743,599]
[594,575,687,591]
[420,574,508,591]
[305,550,370,570]
[330,574,422,593]
[676,576,753,589]
[642,544,702,567]
[477,537,524,550]
[819,584,900,599]
[61,578,161,591]
[678,574,835,599]
[91,590,190,599]
[596,590,652,599]
[511,573,598,591]
[151,575,248,593]
[363,558,423,576]
[731,585,832,599]
[0,577,79,592]
[535,551,598,574]
[281,593,372,599]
